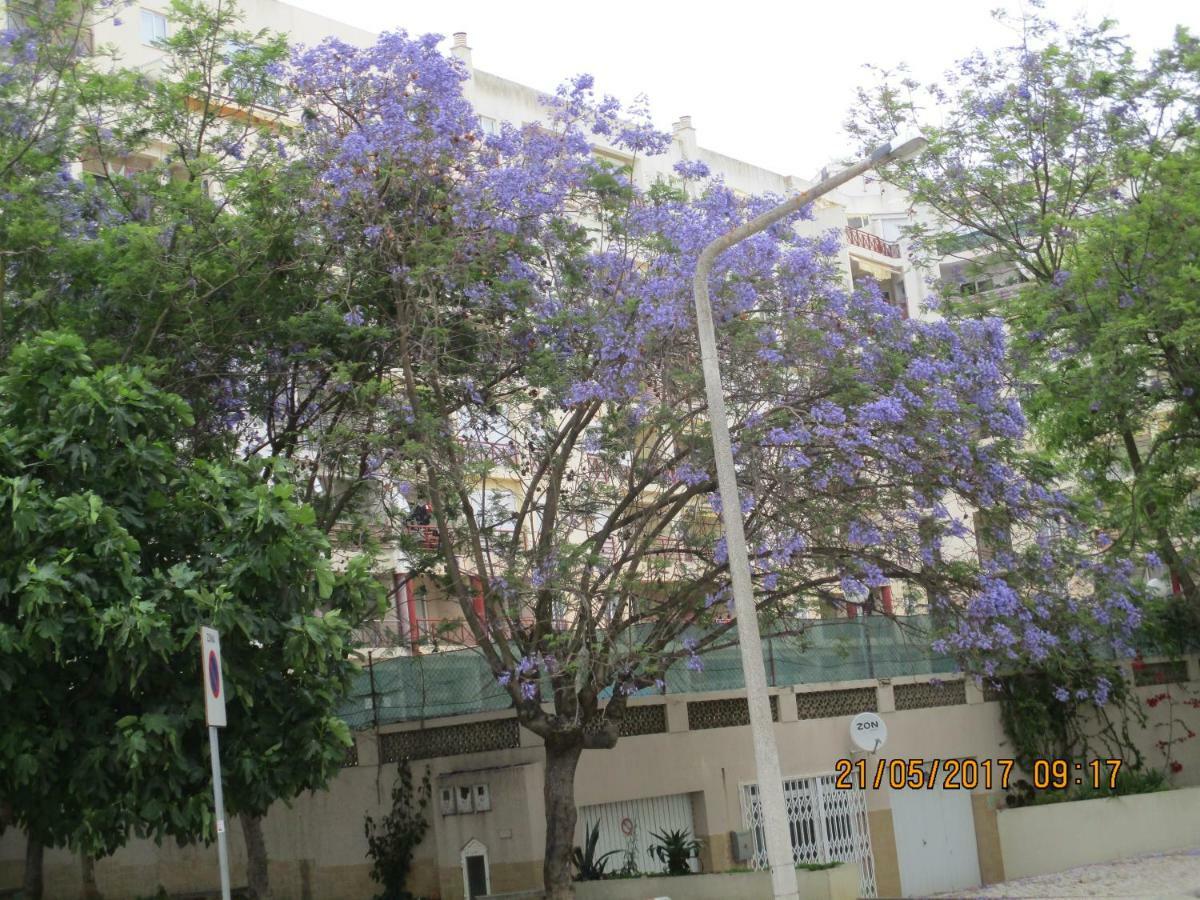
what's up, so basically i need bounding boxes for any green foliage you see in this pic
[647,828,702,876]
[571,820,622,881]
[364,760,433,900]
[995,668,1144,773]
[1010,766,1169,807]
[1006,143,1200,603]
[0,332,384,856]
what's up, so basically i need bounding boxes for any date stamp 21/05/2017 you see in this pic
[833,757,1124,791]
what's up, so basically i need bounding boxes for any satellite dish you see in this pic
[850,712,887,752]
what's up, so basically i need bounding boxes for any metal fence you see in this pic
[337,614,956,729]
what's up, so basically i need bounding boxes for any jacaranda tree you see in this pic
[287,32,1143,897]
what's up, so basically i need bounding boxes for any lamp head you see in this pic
[869,130,929,165]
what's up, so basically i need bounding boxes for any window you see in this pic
[140,9,167,44]
[475,487,516,534]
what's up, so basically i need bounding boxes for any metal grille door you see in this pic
[741,774,877,897]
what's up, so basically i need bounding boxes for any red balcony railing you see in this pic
[845,226,901,258]
[404,524,440,549]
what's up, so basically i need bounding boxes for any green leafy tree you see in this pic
[1007,144,1200,615]
[0,332,383,897]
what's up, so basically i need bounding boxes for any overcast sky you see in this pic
[285,0,1198,178]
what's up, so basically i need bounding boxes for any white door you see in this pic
[890,783,981,897]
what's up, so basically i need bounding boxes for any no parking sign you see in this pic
[200,626,226,727]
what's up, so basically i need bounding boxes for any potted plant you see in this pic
[648,828,703,876]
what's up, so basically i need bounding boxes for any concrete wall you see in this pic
[996,786,1200,879]
[5,658,1198,899]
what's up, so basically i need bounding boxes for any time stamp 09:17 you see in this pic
[833,757,1125,791]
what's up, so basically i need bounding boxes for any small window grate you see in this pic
[687,695,779,731]
[982,681,1005,703]
[796,687,878,720]
[893,679,966,710]
[618,704,668,737]
[379,718,520,762]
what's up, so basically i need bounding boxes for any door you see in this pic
[890,779,981,896]
[465,854,488,898]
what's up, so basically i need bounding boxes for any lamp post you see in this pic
[691,132,927,900]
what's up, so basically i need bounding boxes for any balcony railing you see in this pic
[404,524,440,549]
[845,226,901,259]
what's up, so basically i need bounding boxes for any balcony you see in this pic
[404,524,440,550]
[845,226,901,259]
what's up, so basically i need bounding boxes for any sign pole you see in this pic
[200,626,232,900]
[208,724,232,900]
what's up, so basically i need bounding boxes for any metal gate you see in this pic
[740,774,877,897]
[577,792,695,876]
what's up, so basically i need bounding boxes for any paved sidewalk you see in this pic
[935,847,1200,898]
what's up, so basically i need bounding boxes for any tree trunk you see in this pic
[240,813,272,899]
[542,734,584,900]
[80,853,102,900]
[23,834,43,900]
[1120,428,1200,609]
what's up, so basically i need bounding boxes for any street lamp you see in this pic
[690,132,927,900]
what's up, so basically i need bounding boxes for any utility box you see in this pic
[455,784,475,814]
[730,830,755,863]
[474,783,492,812]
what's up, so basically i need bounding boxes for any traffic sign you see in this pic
[200,626,226,728]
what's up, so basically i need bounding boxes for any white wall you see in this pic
[996,786,1200,879]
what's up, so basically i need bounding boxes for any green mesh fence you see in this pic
[664,614,957,695]
[338,614,957,729]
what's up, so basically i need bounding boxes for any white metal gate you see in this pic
[577,792,695,876]
[740,774,877,897]
[891,783,980,896]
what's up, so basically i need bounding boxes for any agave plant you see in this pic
[648,828,702,875]
[571,820,621,881]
